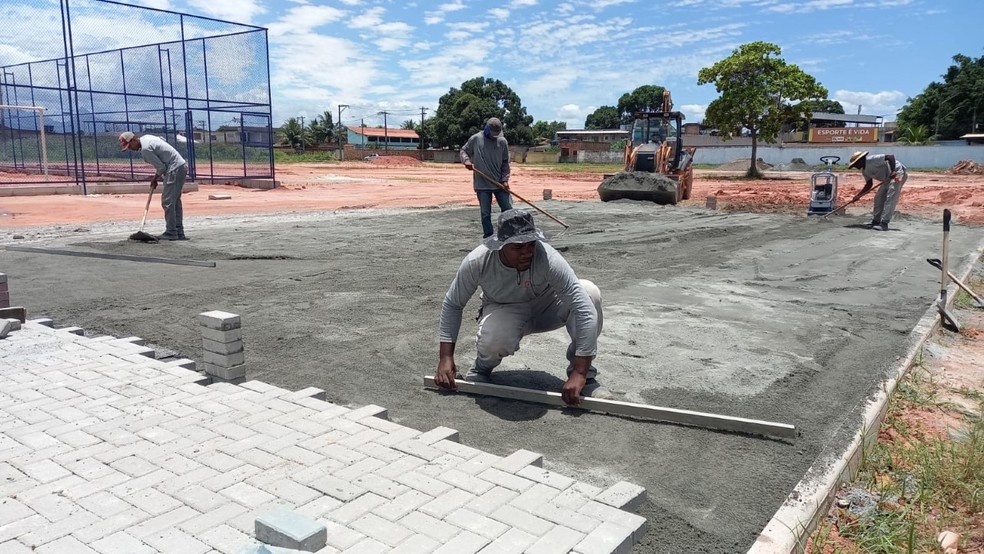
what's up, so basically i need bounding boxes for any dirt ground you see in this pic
[2,162,983,228]
[1,162,983,553]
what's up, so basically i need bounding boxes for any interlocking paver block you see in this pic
[445,507,510,540]
[573,520,634,554]
[198,311,241,331]
[593,481,646,512]
[490,504,554,537]
[349,512,413,547]
[431,530,489,554]
[255,507,328,552]
[493,449,543,473]
[479,527,538,554]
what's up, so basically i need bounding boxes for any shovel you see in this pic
[129,187,159,243]
[936,209,960,332]
[927,257,984,309]
[471,166,570,229]
[822,181,886,219]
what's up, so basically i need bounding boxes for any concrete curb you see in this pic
[748,234,984,554]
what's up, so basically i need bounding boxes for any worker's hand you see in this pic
[464,162,473,171]
[893,174,902,184]
[500,181,510,191]
[150,179,158,190]
[434,358,458,391]
[562,372,587,406]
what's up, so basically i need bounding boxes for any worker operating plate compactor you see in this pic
[807,155,841,215]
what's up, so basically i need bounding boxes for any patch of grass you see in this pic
[808,365,984,553]
[273,150,338,163]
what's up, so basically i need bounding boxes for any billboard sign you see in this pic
[809,127,879,143]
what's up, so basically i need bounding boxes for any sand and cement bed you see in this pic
[2,201,980,552]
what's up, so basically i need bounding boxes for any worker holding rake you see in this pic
[120,131,189,240]
[434,209,613,405]
[460,117,513,238]
[847,150,907,231]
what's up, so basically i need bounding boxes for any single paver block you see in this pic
[0,306,26,322]
[199,311,241,331]
[201,326,243,343]
[203,337,244,355]
[255,507,327,552]
[31,317,55,327]
[208,194,232,200]
[204,349,246,368]
[594,481,646,512]
[203,363,246,381]
[0,319,13,339]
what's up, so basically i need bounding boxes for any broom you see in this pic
[129,187,159,243]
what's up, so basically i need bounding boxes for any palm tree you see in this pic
[400,119,418,131]
[896,124,936,145]
[309,111,334,144]
[279,118,313,150]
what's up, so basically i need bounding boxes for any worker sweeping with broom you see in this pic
[847,150,907,231]
[120,131,189,241]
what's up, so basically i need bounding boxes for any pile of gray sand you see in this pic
[597,172,678,204]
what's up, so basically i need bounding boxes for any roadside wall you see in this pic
[692,145,983,168]
[578,151,625,164]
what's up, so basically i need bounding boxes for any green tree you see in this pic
[278,118,313,150]
[811,99,844,114]
[698,41,828,177]
[584,106,621,129]
[897,53,984,140]
[308,111,334,144]
[616,85,668,123]
[531,120,567,144]
[430,77,535,147]
[400,119,418,131]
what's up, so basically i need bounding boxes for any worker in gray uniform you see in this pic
[460,117,513,238]
[434,209,612,405]
[120,131,189,240]
[847,150,907,231]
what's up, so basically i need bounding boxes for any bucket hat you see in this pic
[482,209,549,250]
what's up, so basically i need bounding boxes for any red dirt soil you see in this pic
[1,163,983,228]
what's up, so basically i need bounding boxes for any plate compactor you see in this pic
[807,155,840,215]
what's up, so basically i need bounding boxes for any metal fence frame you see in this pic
[0,0,275,193]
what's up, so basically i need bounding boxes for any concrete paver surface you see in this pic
[2,201,981,552]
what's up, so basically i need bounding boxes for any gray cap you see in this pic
[486,117,502,137]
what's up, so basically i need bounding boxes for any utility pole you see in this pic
[361,118,365,147]
[337,104,349,159]
[298,115,305,152]
[419,106,427,159]
[377,111,389,151]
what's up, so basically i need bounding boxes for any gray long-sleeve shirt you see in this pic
[439,242,598,356]
[459,131,510,191]
[862,154,905,186]
[139,135,186,177]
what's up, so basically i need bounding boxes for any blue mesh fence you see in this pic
[0,0,273,189]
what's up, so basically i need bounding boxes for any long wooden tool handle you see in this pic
[823,181,885,218]
[139,187,154,232]
[472,167,570,229]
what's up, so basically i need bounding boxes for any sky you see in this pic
[2,0,983,131]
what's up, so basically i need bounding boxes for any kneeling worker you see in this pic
[434,209,612,405]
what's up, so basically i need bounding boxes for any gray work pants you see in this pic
[473,279,603,379]
[872,169,907,224]
[161,164,187,236]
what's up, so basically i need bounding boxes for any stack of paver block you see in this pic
[0,273,8,308]
[200,310,246,381]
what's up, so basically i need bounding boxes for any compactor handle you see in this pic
[819,155,840,167]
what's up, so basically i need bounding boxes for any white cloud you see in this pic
[424,1,466,25]
[832,90,906,117]
[398,39,490,87]
[557,104,581,118]
[489,8,510,18]
[186,0,266,23]
[679,104,707,122]
[511,0,538,6]
[266,5,346,37]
